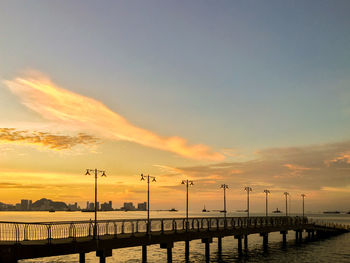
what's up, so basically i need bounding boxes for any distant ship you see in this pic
[202,205,209,212]
[272,208,282,213]
[169,208,178,212]
[323,211,340,214]
[236,209,248,213]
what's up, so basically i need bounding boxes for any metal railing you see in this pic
[308,218,350,231]
[0,216,307,243]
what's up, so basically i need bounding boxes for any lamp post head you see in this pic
[101,171,106,177]
[284,192,289,196]
[221,184,228,189]
[264,189,270,194]
[152,177,156,182]
[140,174,145,181]
[189,181,194,186]
[245,186,252,192]
[301,194,306,198]
[181,180,185,185]
[85,170,90,176]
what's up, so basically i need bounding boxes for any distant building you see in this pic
[21,199,32,210]
[88,202,94,210]
[137,202,147,211]
[101,201,113,211]
[122,202,135,211]
[67,202,79,211]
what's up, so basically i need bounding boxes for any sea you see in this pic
[0,211,349,263]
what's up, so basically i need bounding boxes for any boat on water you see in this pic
[49,209,55,213]
[323,211,340,214]
[236,209,248,213]
[272,208,282,213]
[169,208,178,212]
[202,205,209,212]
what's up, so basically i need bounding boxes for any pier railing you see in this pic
[0,216,307,243]
[308,218,350,231]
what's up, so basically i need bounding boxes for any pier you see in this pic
[0,216,348,263]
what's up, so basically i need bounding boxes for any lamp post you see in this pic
[141,174,156,235]
[220,184,229,219]
[284,192,289,216]
[301,194,305,218]
[181,179,194,231]
[85,168,106,239]
[244,186,252,217]
[263,189,270,217]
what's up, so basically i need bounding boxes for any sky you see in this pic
[0,0,349,212]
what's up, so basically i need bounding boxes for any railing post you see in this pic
[24,224,29,241]
[113,222,117,238]
[47,224,51,244]
[161,219,164,234]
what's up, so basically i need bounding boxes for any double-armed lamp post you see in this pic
[220,184,229,219]
[85,168,106,239]
[244,186,252,217]
[301,194,306,218]
[263,189,270,217]
[141,174,156,235]
[284,192,289,216]
[181,179,194,231]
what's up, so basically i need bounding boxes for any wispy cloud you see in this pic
[4,72,224,161]
[156,141,350,195]
[0,128,98,150]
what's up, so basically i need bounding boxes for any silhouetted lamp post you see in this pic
[284,192,289,216]
[301,194,306,218]
[181,179,194,231]
[263,189,270,217]
[85,168,106,238]
[220,184,229,219]
[141,174,156,235]
[244,186,252,217]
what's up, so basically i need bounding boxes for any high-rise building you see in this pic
[123,202,135,211]
[137,202,147,211]
[21,200,29,210]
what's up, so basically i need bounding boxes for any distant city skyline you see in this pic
[0,1,349,211]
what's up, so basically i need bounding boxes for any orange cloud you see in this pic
[4,72,224,161]
[0,128,98,150]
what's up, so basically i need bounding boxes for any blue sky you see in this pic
[0,1,350,209]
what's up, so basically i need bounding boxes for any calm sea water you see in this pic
[0,211,348,263]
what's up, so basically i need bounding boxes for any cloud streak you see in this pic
[4,73,224,161]
[0,128,98,150]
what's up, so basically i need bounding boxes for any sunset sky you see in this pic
[0,1,349,212]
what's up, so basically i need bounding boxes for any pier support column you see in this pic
[295,230,299,242]
[142,245,147,263]
[79,253,85,263]
[185,240,190,261]
[160,242,174,263]
[244,235,248,252]
[96,249,112,263]
[218,237,222,254]
[299,230,303,242]
[202,238,212,262]
[312,230,315,239]
[234,235,242,255]
[260,233,268,250]
[280,231,287,245]
[307,231,311,240]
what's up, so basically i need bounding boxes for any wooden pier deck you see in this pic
[0,216,348,263]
